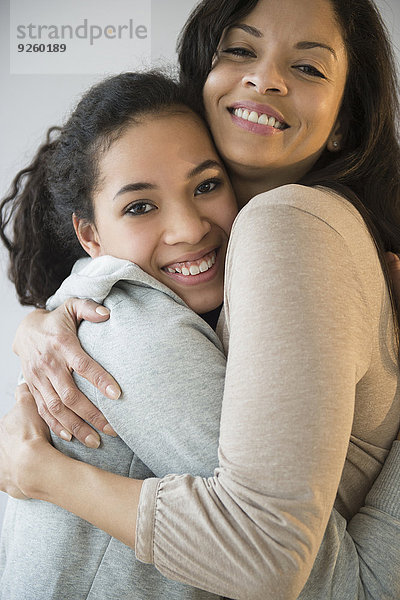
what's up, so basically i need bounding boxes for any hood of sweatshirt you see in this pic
[46,255,186,311]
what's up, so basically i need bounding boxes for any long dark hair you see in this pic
[0,71,195,307]
[178,0,400,340]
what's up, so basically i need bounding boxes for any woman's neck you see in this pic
[227,160,316,209]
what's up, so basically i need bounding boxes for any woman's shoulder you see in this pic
[245,184,363,222]
[234,184,370,246]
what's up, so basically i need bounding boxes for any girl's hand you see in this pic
[13,299,120,447]
[0,385,51,499]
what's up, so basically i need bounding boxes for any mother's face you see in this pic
[203,0,348,187]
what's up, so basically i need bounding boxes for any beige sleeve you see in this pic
[136,188,372,600]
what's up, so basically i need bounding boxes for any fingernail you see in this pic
[60,430,72,442]
[106,385,121,400]
[96,306,110,316]
[103,424,118,437]
[85,434,101,449]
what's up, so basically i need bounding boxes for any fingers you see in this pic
[30,374,117,447]
[63,297,111,326]
[28,384,72,442]
[66,346,121,401]
[386,252,400,302]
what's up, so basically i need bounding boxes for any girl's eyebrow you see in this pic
[187,159,222,179]
[113,160,222,200]
[113,182,156,200]
[226,24,337,60]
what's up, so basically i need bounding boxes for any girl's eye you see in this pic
[126,202,156,216]
[220,47,255,58]
[294,65,326,79]
[195,178,222,196]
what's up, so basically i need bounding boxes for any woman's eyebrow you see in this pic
[187,159,222,179]
[226,24,263,38]
[295,41,337,60]
[225,25,337,60]
[113,182,156,200]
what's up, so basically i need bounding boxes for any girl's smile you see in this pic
[75,109,238,314]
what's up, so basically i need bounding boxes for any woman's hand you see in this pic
[0,385,51,499]
[13,298,120,447]
[0,386,140,547]
[386,252,400,305]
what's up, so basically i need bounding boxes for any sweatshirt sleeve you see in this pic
[135,193,377,599]
[77,287,226,479]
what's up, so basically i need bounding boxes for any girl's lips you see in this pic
[161,249,221,287]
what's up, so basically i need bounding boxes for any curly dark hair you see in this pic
[0,71,197,307]
[178,0,400,340]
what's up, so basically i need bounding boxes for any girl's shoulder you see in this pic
[46,255,186,312]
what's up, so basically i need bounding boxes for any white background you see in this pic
[1,0,399,531]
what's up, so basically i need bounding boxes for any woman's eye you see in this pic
[126,202,156,216]
[195,178,221,196]
[294,65,326,79]
[220,47,255,58]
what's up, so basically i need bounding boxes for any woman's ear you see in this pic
[327,113,347,153]
[72,214,102,258]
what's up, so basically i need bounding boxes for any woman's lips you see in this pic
[230,101,288,126]
[229,109,288,136]
[227,101,289,136]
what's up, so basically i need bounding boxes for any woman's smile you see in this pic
[203,0,348,195]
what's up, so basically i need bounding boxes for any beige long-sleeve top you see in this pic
[135,184,400,600]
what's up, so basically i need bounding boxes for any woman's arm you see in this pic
[14,251,400,449]
[2,386,400,600]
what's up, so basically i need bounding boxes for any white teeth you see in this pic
[165,250,217,277]
[234,108,284,129]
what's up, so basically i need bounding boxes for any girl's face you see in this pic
[203,0,348,196]
[77,110,238,314]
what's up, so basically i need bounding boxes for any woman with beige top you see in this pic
[1,0,400,598]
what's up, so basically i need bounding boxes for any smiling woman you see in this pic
[203,0,348,202]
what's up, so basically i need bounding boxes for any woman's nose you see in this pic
[242,60,288,96]
[163,205,211,246]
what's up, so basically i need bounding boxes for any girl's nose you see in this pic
[242,60,288,96]
[163,205,211,246]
